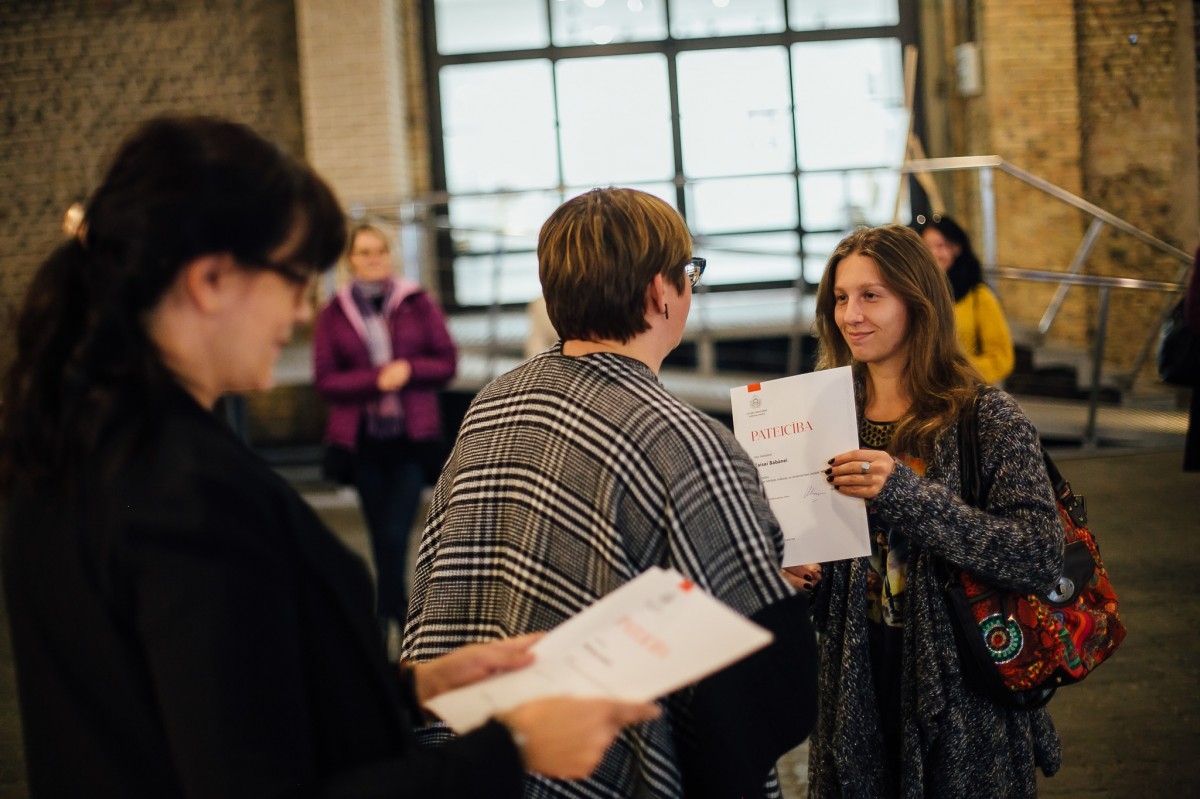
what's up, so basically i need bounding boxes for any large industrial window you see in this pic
[425,0,918,308]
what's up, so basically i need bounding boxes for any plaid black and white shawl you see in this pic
[403,347,797,798]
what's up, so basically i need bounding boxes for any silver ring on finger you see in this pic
[860,461,871,474]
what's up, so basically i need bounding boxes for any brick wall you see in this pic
[975,0,1091,346]
[295,0,411,207]
[0,0,310,442]
[0,0,304,366]
[1074,0,1198,369]
[924,0,1198,372]
[294,0,434,288]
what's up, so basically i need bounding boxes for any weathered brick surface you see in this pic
[1072,0,1198,372]
[296,0,407,206]
[295,0,429,208]
[975,0,1090,347]
[930,0,1197,370]
[0,0,304,367]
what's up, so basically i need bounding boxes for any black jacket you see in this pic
[2,384,522,798]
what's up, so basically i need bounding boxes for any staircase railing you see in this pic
[901,156,1192,354]
[901,156,1192,447]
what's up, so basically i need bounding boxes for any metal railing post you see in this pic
[979,165,997,281]
[1083,286,1112,449]
[1038,217,1106,336]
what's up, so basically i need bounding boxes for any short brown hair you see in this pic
[813,224,982,457]
[538,188,691,343]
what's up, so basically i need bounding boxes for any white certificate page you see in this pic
[423,567,773,734]
[730,366,870,566]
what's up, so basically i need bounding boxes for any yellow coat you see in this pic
[955,283,1015,384]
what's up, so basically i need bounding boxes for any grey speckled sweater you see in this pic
[807,388,1065,799]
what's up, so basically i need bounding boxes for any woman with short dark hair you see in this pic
[405,187,819,799]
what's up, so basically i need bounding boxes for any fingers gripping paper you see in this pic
[423,567,773,733]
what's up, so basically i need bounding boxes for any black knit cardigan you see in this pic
[806,388,1065,799]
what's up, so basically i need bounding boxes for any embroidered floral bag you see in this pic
[943,391,1126,709]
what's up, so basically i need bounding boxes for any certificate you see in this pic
[423,567,773,733]
[730,366,870,566]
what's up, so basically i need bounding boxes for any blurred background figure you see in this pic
[313,223,457,635]
[916,214,1015,385]
[523,294,558,358]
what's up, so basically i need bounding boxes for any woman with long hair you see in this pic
[0,116,656,797]
[916,214,1015,384]
[791,224,1064,797]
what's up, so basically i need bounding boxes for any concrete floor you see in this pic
[1,445,1197,797]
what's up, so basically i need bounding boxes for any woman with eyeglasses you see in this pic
[313,222,458,636]
[404,187,819,799]
[789,225,1063,797]
[0,117,658,797]
[915,214,1015,385]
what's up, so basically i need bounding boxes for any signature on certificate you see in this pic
[802,481,827,502]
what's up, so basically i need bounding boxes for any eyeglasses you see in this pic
[243,257,314,287]
[684,256,706,288]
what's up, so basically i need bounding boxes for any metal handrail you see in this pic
[350,157,1191,448]
[989,267,1185,447]
[900,156,1193,264]
[901,155,1192,416]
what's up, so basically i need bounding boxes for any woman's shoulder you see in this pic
[967,281,1006,309]
[972,387,1043,460]
[976,385,1025,420]
[315,292,350,322]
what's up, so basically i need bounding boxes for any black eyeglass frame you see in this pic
[241,257,317,287]
[684,256,706,288]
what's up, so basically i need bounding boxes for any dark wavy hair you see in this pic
[0,116,346,490]
[813,224,983,459]
[913,214,983,302]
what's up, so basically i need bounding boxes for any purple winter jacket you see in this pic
[313,278,457,450]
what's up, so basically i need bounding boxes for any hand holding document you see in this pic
[730,366,870,566]
[423,567,773,733]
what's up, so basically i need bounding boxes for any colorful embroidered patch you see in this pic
[980,614,1024,663]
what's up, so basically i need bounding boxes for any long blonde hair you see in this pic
[813,224,984,459]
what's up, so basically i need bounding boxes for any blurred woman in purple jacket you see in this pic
[313,223,457,632]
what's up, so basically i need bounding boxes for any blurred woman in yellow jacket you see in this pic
[917,215,1015,384]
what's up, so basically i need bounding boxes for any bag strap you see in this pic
[957,387,985,507]
[1041,449,1087,528]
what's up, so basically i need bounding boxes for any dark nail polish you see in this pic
[823,468,831,475]
[826,475,833,483]
[827,458,835,465]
